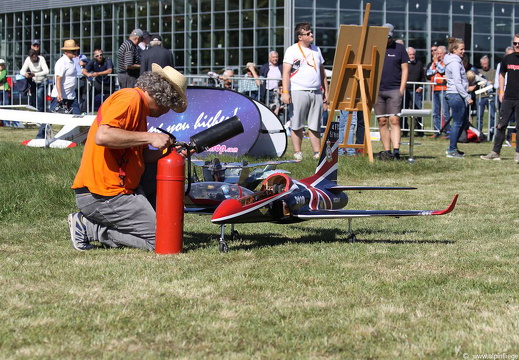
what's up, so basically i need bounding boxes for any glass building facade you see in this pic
[0,0,517,75]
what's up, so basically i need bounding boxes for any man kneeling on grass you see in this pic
[68,64,188,251]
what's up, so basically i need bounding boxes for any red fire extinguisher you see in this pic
[155,150,185,254]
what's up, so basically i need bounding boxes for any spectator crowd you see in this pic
[0,26,515,162]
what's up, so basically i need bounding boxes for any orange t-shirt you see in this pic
[72,87,150,196]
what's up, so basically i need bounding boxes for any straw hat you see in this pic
[61,39,80,51]
[152,63,188,113]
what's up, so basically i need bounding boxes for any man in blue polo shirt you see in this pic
[374,23,409,160]
[83,49,114,96]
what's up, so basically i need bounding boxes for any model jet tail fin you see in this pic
[432,194,458,215]
[300,121,339,187]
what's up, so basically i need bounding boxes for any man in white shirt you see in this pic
[259,51,283,105]
[281,22,328,160]
[51,39,80,114]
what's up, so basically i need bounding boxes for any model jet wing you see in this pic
[327,185,417,191]
[0,108,95,127]
[0,108,95,148]
[192,159,299,169]
[295,195,458,219]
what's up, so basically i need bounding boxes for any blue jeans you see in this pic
[338,111,363,155]
[241,90,259,100]
[433,90,451,132]
[445,93,469,151]
[0,90,10,105]
[29,81,47,112]
[476,96,495,133]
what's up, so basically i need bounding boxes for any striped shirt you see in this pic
[117,39,140,75]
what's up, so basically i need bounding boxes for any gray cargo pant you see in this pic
[75,187,155,251]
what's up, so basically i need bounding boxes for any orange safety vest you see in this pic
[428,61,447,92]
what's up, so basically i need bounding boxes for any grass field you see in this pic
[1,125,519,359]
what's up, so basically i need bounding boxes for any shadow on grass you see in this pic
[182,225,455,252]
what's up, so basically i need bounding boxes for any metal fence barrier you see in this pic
[2,74,500,140]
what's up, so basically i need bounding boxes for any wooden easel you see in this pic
[321,4,388,163]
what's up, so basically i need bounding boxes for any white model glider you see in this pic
[0,106,95,148]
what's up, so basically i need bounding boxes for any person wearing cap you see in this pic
[50,39,81,114]
[139,34,174,74]
[117,29,143,88]
[29,40,48,62]
[0,59,10,105]
[31,39,40,52]
[373,23,409,160]
[138,30,152,52]
[238,62,261,100]
[68,64,188,251]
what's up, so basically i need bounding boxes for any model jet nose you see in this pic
[212,198,243,223]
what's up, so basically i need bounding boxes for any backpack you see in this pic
[13,75,31,95]
[458,124,487,143]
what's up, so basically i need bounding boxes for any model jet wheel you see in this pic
[219,241,229,253]
[230,230,241,241]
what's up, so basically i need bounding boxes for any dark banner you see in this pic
[147,87,261,157]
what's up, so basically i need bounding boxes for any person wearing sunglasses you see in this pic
[481,35,519,163]
[281,22,328,160]
[82,49,114,99]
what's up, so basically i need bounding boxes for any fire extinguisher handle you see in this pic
[156,127,177,142]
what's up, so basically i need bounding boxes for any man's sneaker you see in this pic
[376,151,394,160]
[480,151,501,161]
[294,152,303,160]
[445,149,465,156]
[515,152,519,164]
[68,213,94,251]
[446,150,465,158]
[312,152,320,159]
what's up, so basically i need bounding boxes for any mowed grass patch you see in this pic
[1,126,518,358]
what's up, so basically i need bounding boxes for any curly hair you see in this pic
[135,72,186,110]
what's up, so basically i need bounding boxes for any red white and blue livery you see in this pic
[211,122,458,251]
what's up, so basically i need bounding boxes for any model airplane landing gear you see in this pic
[217,224,241,252]
[347,219,357,243]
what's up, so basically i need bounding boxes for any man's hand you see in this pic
[150,132,174,150]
